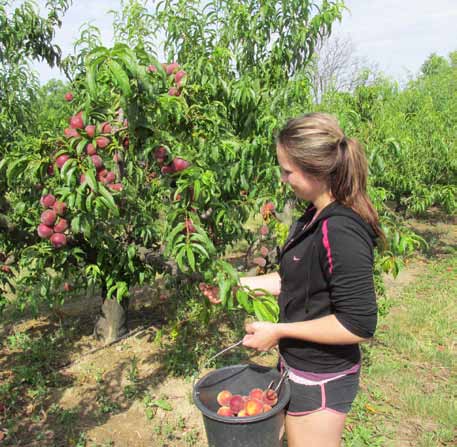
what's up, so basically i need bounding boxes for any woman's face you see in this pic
[276,144,329,202]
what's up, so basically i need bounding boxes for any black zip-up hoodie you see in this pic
[278,201,378,373]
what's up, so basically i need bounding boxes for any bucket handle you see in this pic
[192,338,245,390]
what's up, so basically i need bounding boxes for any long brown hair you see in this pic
[276,112,384,240]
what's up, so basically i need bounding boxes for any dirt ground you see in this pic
[1,213,456,446]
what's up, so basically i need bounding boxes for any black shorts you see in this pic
[285,368,360,416]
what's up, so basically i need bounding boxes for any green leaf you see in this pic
[186,245,196,271]
[108,59,132,96]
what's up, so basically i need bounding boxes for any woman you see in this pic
[202,112,382,446]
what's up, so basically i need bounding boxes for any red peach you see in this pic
[50,233,67,248]
[37,224,53,239]
[260,246,269,257]
[171,157,190,172]
[229,395,245,414]
[166,62,180,75]
[86,143,96,155]
[237,409,248,417]
[105,171,116,183]
[217,406,234,417]
[54,218,68,233]
[63,282,72,292]
[146,64,157,73]
[40,210,57,226]
[260,225,269,236]
[174,70,186,84]
[64,92,73,101]
[185,218,196,234]
[64,128,80,138]
[217,390,232,407]
[262,389,278,406]
[95,136,110,149]
[85,125,96,138]
[154,146,168,160]
[56,154,70,169]
[69,111,84,129]
[47,164,55,176]
[101,122,112,134]
[107,183,123,191]
[91,155,104,170]
[249,388,264,401]
[40,194,56,208]
[161,165,175,175]
[53,201,67,216]
[245,399,264,416]
[97,169,108,182]
[168,87,180,96]
[263,404,272,413]
[0,266,11,274]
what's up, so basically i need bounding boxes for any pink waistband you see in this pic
[280,357,360,381]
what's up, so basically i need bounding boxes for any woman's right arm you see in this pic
[239,272,281,296]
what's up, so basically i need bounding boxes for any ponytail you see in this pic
[277,112,385,241]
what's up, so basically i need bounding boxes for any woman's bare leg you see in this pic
[285,410,347,447]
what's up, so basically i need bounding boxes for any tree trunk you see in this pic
[94,289,130,344]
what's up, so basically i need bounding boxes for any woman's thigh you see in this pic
[285,410,346,447]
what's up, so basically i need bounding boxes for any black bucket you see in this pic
[193,364,290,447]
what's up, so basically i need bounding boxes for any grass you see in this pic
[344,255,457,446]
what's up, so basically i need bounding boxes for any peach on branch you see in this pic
[122,137,129,149]
[63,282,72,292]
[64,92,73,101]
[64,128,80,138]
[154,146,168,161]
[168,87,180,96]
[105,171,116,184]
[184,218,196,234]
[54,218,68,233]
[260,224,269,236]
[229,395,245,414]
[40,194,56,208]
[0,265,11,274]
[107,183,123,192]
[69,112,84,129]
[56,154,71,169]
[86,143,96,155]
[37,223,53,239]
[101,122,112,134]
[95,136,110,149]
[47,164,55,176]
[217,406,234,417]
[166,62,180,75]
[50,233,67,248]
[40,210,57,226]
[217,390,233,407]
[260,246,269,257]
[161,165,175,175]
[91,155,104,170]
[174,70,186,84]
[261,201,275,219]
[146,64,157,73]
[171,157,190,172]
[85,125,96,138]
[53,201,67,216]
[253,257,267,267]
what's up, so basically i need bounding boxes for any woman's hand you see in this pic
[242,321,281,352]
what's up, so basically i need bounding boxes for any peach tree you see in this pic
[1,0,346,342]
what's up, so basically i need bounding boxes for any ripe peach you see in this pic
[86,143,96,155]
[53,201,67,216]
[64,128,80,138]
[248,388,264,401]
[260,246,269,257]
[41,210,57,226]
[263,404,272,413]
[95,136,110,149]
[37,224,53,239]
[54,218,68,233]
[185,218,196,234]
[91,155,104,170]
[168,87,180,96]
[40,194,56,208]
[161,165,175,175]
[260,224,269,236]
[79,174,86,184]
[174,70,186,84]
[146,64,157,73]
[171,157,189,172]
[166,62,180,75]
[217,390,232,407]
[47,164,55,176]
[229,395,245,414]
[101,122,112,134]
[154,146,168,160]
[217,406,234,417]
[245,399,264,416]
[56,154,70,169]
[107,183,123,192]
[0,265,11,274]
[105,171,116,184]
[70,112,84,129]
[237,409,248,417]
[85,125,96,138]
[50,233,67,248]
[64,92,73,101]
[262,389,278,406]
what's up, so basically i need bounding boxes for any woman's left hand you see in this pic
[242,321,281,352]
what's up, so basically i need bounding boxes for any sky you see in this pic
[31,0,457,85]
